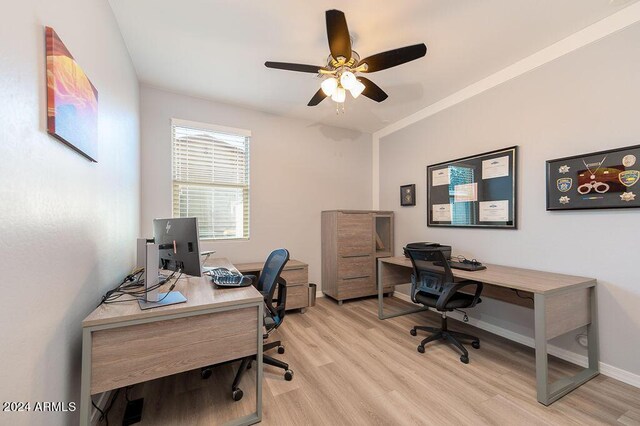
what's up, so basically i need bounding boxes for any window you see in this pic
[449,165,476,225]
[172,119,250,240]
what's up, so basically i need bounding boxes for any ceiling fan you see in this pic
[265,9,427,107]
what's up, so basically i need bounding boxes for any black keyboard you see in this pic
[434,260,487,271]
[448,261,486,271]
[209,268,252,287]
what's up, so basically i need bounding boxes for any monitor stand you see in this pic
[137,238,188,310]
[138,291,187,310]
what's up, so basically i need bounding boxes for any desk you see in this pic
[80,258,264,426]
[377,256,598,406]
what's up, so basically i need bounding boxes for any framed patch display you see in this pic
[427,146,518,229]
[546,144,640,210]
[400,184,416,206]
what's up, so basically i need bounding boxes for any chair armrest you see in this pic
[244,274,258,290]
[274,276,287,313]
[436,280,483,311]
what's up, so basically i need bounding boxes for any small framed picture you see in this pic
[400,184,416,206]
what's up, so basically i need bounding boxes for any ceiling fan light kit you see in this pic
[265,9,428,112]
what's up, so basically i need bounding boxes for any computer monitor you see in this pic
[153,217,202,277]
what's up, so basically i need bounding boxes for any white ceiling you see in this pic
[108,0,637,133]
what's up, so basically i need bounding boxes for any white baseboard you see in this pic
[316,290,324,298]
[90,391,111,425]
[391,292,640,389]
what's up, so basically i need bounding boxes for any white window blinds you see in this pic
[171,120,250,240]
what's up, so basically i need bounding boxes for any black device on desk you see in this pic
[404,242,485,271]
[447,256,487,271]
[209,267,253,288]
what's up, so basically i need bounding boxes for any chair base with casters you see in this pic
[410,311,480,364]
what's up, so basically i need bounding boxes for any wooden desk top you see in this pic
[83,258,263,328]
[234,259,307,273]
[380,256,596,295]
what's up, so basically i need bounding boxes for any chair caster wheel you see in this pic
[284,370,294,381]
[417,345,425,353]
[201,368,212,379]
[410,329,417,336]
[278,345,285,354]
[460,355,469,364]
[232,388,243,401]
[471,341,480,349]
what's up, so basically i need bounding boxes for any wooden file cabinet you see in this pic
[322,210,394,304]
[236,259,310,311]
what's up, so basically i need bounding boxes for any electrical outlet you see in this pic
[577,334,588,347]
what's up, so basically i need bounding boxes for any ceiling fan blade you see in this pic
[265,62,323,74]
[358,43,427,73]
[358,77,388,102]
[326,10,352,60]
[307,88,328,106]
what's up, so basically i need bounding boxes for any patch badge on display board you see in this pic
[622,154,636,167]
[618,170,639,187]
[556,178,572,192]
[620,192,636,202]
[558,165,570,174]
[559,196,570,204]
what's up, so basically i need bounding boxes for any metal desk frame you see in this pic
[376,256,599,406]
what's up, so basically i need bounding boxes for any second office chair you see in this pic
[405,245,483,364]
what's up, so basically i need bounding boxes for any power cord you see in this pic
[99,268,181,306]
[92,388,120,426]
[511,289,534,302]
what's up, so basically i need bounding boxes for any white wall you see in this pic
[0,1,140,424]
[379,23,640,379]
[140,85,372,287]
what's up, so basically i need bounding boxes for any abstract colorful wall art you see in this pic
[46,26,98,162]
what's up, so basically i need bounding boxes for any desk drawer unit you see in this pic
[280,266,308,285]
[337,276,376,300]
[322,210,394,304]
[89,306,258,395]
[235,261,310,311]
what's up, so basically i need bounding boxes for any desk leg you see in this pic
[256,302,263,421]
[534,294,550,404]
[79,327,92,426]
[534,288,600,405]
[377,259,429,320]
[225,302,263,426]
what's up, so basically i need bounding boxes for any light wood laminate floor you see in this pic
[106,297,640,425]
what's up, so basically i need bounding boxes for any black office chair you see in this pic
[405,245,483,364]
[227,248,294,401]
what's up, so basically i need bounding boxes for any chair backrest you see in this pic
[405,246,453,301]
[258,248,290,303]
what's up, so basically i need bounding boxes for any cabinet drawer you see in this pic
[338,255,373,280]
[286,284,309,310]
[281,266,308,285]
[337,213,373,256]
[337,276,375,300]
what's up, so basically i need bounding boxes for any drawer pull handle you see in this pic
[341,254,370,258]
[343,275,370,281]
[286,267,305,271]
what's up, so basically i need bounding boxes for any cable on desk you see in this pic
[98,269,179,306]
[511,288,534,302]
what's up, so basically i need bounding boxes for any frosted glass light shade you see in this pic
[340,71,357,90]
[350,80,366,98]
[321,78,338,96]
[331,87,346,103]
